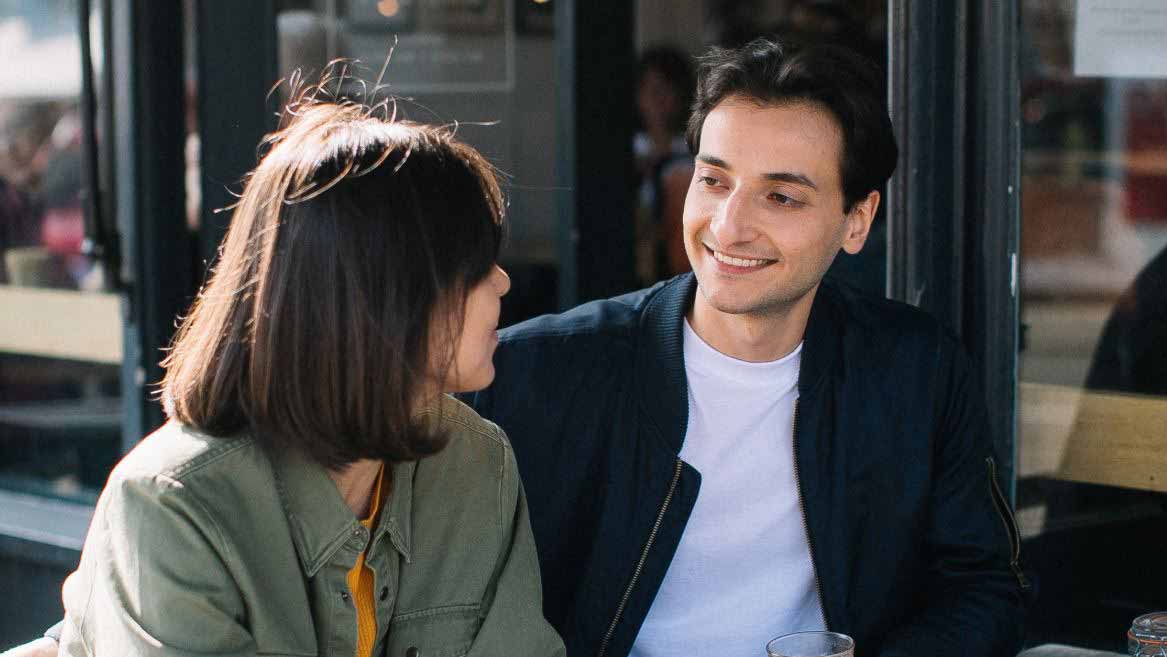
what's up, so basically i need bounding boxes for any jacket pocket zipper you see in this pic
[986,456,1031,590]
[597,458,683,657]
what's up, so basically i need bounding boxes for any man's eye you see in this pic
[698,176,720,187]
[769,192,800,207]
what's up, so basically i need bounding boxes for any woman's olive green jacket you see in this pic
[58,397,565,657]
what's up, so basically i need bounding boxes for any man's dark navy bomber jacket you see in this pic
[465,273,1031,657]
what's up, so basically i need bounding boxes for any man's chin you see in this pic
[696,278,811,318]
[708,298,781,317]
[698,283,773,316]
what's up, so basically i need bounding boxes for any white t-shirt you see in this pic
[629,320,825,657]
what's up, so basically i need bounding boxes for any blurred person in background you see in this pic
[1085,244,1167,396]
[36,114,90,289]
[634,45,696,285]
[0,103,95,289]
[0,102,63,284]
[1036,243,1167,634]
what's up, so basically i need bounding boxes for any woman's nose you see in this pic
[494,265,511,297]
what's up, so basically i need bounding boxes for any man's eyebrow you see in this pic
[696,154,818,191]
[696,154,731,169]
[762,171,818,191]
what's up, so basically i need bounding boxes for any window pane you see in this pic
[275,0,560,326]
[0,0,120,504]
[1018,0,1167,649]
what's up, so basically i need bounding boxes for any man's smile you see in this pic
[706,245,777,270]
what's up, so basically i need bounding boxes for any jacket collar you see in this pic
[272,448,414,577]
[381,460,414,563]
[636,273,841,455]
[635,275,695,454]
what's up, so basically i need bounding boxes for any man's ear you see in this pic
[841,190,880,255]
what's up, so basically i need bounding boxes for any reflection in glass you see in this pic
[0,0,121,503]
[276,0,557,326]
[1018,0,1167,650]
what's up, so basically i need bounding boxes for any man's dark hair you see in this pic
[686,38,898,212]
[161,76,503,469]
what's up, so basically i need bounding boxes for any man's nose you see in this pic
[710,192,756,245]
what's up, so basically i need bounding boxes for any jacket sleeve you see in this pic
[466,429,566,657]
[876,343,1032,657]
[58,474,257,657]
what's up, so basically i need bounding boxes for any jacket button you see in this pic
[405,648,419,657]
[379,586,390,601]
[340,590,351,604]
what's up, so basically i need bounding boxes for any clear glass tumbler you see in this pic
[766,631,855,657]
[1128,612,1167,657]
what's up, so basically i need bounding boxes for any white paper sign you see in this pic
[1074,0,1167,78]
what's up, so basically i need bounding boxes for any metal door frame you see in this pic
[888,0,1021,496]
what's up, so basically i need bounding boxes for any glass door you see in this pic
[1016,0,1167,650]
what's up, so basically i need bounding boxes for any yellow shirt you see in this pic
[345,463,386,657]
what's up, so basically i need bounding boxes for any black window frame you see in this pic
[888,0,1021,496]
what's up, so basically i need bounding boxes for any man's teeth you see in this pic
[712,250,770,268]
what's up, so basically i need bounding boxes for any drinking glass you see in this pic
[1128,611,1167,656]
[766,631,855,657]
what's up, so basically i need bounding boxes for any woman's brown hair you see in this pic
[161,76,504,468]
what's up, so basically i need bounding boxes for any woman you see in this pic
[56,79,565,657]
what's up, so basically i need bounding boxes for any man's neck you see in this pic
[686,287,817,363]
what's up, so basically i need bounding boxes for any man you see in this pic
[468,39,1030,657]
[9,38,1028,657]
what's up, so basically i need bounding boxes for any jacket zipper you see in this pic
[596,458,684,657]
[792,399,830,629]
[986,456,1031,590]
